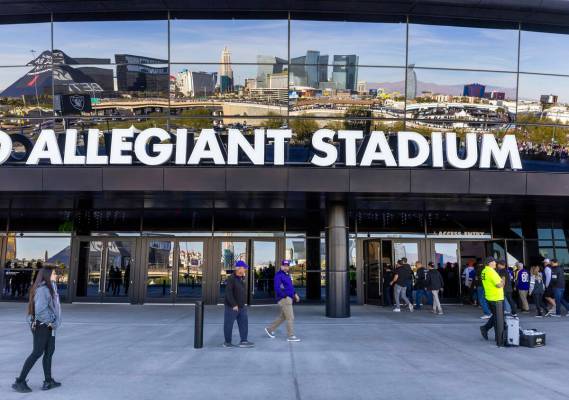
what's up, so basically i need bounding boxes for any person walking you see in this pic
[543,259,556,316]
[12,263,61,393]
[265,260,300,342]
[223,260,254,348]
[498,260,517,317]
[462,261,475,304]
[550,259,569,317]
[529,266,547,317]
[426,261,444,315]
[479,257,505,346]
[414,261,432,310]
[516,262,530,313]
[390,260,413,312]
[382,264,394,307]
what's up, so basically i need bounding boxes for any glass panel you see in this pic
[520,29,569,75]
[53,19,168,64]
[517,74,569,126]
[434,242,459,299]
[289,67,406,119]
[252,241,276,300]
[364,240,380,301]
[286,237,307,299]
[53,63,169,117]
[171,18,288,63]
[219,241,247,299]
[290,20,406,67]
[2,235,71,300]
[76,240,103,298]
[0,66,54,117]
[105,241,132,297]
[406,69,516,126]
[408,23,518,71]
[146,240,174,298]
[177,241,204,298]
[170,64,288,118]
[394,242,419,265]
[506,240,524,267]
[0,23,51,66]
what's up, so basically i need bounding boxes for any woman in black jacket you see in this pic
[426,262,444,315]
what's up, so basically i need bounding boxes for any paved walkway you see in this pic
[1,302,568,400]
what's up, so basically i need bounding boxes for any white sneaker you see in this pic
[408,304,414,312]
[264,327,275,339]
[287,336,301,342]
[480,315,491,320]
[393,308,401,312]
[551,314,561,318]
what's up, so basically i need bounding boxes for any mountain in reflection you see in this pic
[367,80,516,99]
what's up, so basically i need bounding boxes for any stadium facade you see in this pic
[1,0,569,316]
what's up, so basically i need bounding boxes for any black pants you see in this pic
[533,292,547,316]
[483,301,505,346]
[223,305,248,344]
[504,291,518,314]
[18,325,55,382]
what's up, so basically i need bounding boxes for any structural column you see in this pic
[326,201,350,318]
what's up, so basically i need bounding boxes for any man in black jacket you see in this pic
[223,260,254,348]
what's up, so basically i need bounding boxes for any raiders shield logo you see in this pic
[70,95,85,111]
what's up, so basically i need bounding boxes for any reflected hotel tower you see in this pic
[219,46,234,93]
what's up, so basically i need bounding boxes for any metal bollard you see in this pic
[194,300,204,349]
[495,300,505,347]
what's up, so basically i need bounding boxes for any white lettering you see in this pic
[0,130,13,165]
[360,131,397,167]
[175,129,187,165]
[479,134,522,169]
[397,131,430,167]
[135,128,173,166]
[431,132,444,168]
[63,129,85,165]
[266,129,292,165]
[227,128,265,165]
[188,129,225,165]
[310,129,337,167]
[446,132,478,169]
[86,129,108,165]
[109,128,134,165]
[26,130,62,165]
[337,130,363,166]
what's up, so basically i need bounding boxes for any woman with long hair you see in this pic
[12,262,62,393]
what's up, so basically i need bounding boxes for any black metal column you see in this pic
[326,201,350,318]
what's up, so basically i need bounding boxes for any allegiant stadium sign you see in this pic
[0,128,522,169]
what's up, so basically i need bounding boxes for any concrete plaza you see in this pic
[1,302,568,400]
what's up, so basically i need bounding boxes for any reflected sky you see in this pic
[10,237,70,261]
[0,19,567,102]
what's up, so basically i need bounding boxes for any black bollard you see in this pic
[194,300,204,349]
[495,300,505,347]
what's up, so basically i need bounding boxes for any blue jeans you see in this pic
[554,288,569,315]
[477,286,491,316]
[224,305,248,344]
[504,298,511,313]
[414,289,433,308]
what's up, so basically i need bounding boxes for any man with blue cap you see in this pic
[223,260,254,348]
[265,259,301,342]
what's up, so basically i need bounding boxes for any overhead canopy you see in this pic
[2,1,569,31]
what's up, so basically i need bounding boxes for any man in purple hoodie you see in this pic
[265,260,301,342]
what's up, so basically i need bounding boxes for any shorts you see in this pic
[544,287,554,298]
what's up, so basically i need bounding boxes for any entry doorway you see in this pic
[214,238,283,305]
[429,241,461,302]
[362,239,426,305]
[72,237,136,303]
[142,238,208,303]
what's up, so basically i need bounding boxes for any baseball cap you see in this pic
[235,260,249,269]
[551,258,558,263]
[281,259,290,266]
[485,256,496,264]
[497,259,506,265]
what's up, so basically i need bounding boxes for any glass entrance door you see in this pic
[432,241,461,301]
[75,238,134,302]
[363,240,381,305]
[218,240,248,303]
[251,240,277,303]
[144,239,206,302]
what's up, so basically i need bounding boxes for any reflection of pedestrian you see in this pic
[124,263,130,295]
[383,265,393,306]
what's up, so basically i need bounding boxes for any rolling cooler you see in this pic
[504,315,520,346]
[520,329,546,348]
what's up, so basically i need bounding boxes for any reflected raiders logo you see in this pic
[70,95,85,111]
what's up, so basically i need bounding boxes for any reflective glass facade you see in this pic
[1,14,569,170]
